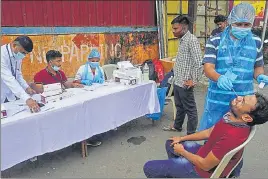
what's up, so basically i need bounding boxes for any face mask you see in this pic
[52,65,60,71]
[231,26,251,39]
[14,52,26,60]
[88,62,99,68]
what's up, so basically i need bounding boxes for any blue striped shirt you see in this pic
[203,33,264,67]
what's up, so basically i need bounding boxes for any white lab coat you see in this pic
[1,44,30,103]
[74,64,105,81]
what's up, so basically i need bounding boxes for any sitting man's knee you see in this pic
[143,161,156,178]
[181,141,200,154]
[165,140,172,147]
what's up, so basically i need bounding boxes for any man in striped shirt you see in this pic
[199,2,268,132]
[163,15,203,135]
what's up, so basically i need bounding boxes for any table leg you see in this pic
[85,141,88,157]
[81,140,86,158]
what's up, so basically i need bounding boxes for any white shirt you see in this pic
[1,44,30,103]
[74,64,104,81]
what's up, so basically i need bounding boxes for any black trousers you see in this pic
[173,85,198,134]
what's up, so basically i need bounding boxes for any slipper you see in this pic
[162,126,180,132]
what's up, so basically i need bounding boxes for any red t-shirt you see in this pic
[195,119,250,178]
[34,68,67,85]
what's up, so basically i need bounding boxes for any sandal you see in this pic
[162,126,182,132]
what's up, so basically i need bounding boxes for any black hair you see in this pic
[171,15,190,25]
[46,50,62,63]
[14,36,33,52]
[247,93,268,126]
[214,15,227,24]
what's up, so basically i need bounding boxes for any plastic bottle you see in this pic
[143,63,150,82]
[137,68,142,84]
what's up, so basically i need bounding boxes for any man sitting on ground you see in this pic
[143,93,268,178]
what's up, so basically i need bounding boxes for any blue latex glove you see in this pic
[81,79,92,86]
[217,75,233,90]
[95,78,104,84]
[257,74,268,86]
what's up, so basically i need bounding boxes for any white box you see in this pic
[42,89,63,97]
[43,83,62,92]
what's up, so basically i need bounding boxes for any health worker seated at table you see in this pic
[73,49,105,86]
[34,50,83,89]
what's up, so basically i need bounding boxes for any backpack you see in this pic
[152,58,165,83]
[141,59,158,81]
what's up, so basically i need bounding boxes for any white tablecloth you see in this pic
[1,81,160,171]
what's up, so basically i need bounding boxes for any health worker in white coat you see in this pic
[1,36,40,113]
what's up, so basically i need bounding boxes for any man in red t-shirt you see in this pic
[144,93,268,178]
[34,50,83,89]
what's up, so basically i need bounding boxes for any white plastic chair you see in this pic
[210,126,257,178]
[165,80,176,121]
[102,64,118,80]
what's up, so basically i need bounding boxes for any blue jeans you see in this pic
[143,140,201,178]
[160,70,174,88]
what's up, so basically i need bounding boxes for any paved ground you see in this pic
[2,84,268,178]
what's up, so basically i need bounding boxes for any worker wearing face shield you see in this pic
[199,2,268,132]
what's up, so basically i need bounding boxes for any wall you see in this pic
[165,0,189,57]
[1,0,156,27]
[2,0,158,82]
[163,0,228,57]
[2,30,159,82]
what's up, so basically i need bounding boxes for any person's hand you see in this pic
[183,80,195,89]
[25,87,36,96]
[95,78,104,84]
[257,74,268,86]
[81,80,92,86]
[173,143,185,155]
[73,83,84,88]
[169,136,183,146]
[217,75,233,90]
[26,98,40,113]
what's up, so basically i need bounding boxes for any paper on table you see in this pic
[83,83,108,91]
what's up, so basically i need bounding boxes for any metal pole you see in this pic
[156,0,162,58]
[205,0,208,45]
[216,0,218,15]
[261,0,268,48]
[180,0,182,15]
[156,0,165,59]
[159,0,165,58]
[164,1,168,57]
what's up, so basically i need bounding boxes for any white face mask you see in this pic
[52,65,60,71]
[14,52,26,60]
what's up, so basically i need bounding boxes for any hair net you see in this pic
[88,49,100,59]
[228,2,256,25]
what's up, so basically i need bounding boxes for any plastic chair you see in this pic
[102,64,118,80]
[165,82,176,121]
[210,126,257,178]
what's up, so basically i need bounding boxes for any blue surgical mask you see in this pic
[14,52,26,60]
[231,26,251,39]
[88,62,99,68]
[52,65,60,71]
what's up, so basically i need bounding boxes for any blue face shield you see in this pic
[88,62,99,68]
[14,52,26,60]
[231,26,251,39]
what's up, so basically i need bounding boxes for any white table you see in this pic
[1,81,160,171]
